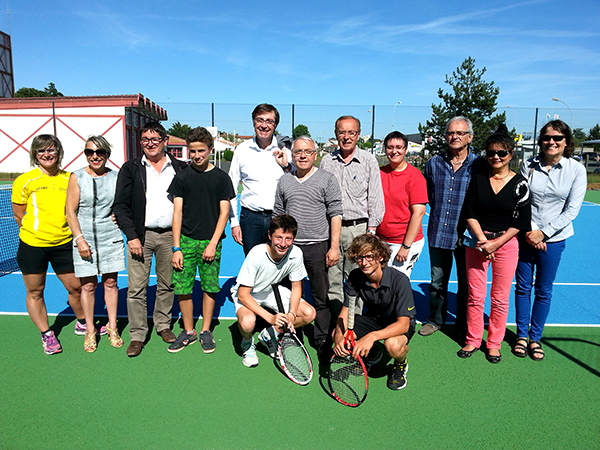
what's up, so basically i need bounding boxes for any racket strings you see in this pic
[329,355,368,406]
[280,335,312,384]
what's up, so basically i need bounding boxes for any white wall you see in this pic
[0,106,127,173]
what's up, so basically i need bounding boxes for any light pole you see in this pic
[552,98,573,127]
[392,101,401,130]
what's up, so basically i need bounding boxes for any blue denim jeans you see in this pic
[239,207,272,256]
[514,238,566,341]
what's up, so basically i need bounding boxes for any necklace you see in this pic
[451,159,465,166]
[490,171,510,180]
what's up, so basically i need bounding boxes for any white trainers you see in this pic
[241,337,259,368]
[258,326,279,359]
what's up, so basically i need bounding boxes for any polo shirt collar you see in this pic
[250,136,278,151]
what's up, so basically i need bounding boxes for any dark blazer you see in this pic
[113,152,188,244]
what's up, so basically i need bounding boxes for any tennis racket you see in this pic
[271,284,313,386]
[328,295,369,407]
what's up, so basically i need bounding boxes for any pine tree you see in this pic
[419,57,507,160]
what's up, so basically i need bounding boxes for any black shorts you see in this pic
[353,315,416,343]
[17,240,74,275]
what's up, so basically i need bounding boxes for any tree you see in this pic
[419,57,508,160]
[588,124,600,151]
[167,121,192,139]
[572,128,587,146]
[292,124,310,139]
[14,82,64,98]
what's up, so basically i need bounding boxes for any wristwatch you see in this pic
[172,246,182,253]
[401,243,412,250]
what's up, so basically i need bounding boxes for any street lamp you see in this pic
[552,98,573,127]
[392,101,402,130]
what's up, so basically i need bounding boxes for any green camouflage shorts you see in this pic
[172,235,221,295]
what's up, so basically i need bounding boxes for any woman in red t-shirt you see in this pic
[376,131,428,279]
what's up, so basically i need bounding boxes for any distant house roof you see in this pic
[167,135,186,145]
[406,133,422,143]
[0,93,168,120]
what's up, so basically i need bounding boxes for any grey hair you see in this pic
[446,116,473,134]
[292,135,316,149]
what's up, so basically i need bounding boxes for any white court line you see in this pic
[9,272,600,286]
[1,311,598,326]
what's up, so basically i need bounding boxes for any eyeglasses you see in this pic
[446,131,470,137]
[36,148,58,155]
[140,137,165,145]
[254,118,276,126]
[336,130,360,137]
[541,135,565,142]
[292,149,317,156]
[354,254,376,263]
[386,145,406,152]
[486,149,510,158]
[84,148,108,158]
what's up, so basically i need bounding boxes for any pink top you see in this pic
[377,163,428,244]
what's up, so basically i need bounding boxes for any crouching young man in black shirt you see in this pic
[333,233,416,390]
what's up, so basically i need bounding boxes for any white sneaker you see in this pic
[258,327,279,359]
[241,338,259,368]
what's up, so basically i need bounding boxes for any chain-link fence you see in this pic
[161,102,600,144]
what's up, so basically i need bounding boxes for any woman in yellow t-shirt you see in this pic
[12,134,84,355]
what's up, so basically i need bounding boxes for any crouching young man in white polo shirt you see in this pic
[231,214,316,367]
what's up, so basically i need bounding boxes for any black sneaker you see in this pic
[387,358,408,390]
[199,330,216,354]
[168,330,197,353]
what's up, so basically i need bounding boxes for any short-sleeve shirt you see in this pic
[377,163,428,244]
[11,167,72,247]
[231,244,307,302]
[462,169,531,233]
[168,165,236,241]
[344,267,416,327]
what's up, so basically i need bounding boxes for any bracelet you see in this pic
[73,234,85,247]
[288,311,297,319]
[367,229,376,235]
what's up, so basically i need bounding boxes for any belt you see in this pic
[483,231,504,240]
[242,207,273,215]
[145,227,172,234]
[342,218,368,227]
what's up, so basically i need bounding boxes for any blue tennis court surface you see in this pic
[1,199,599,327]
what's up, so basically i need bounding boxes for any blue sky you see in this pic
[3,0,599,137]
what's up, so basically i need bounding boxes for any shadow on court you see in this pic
[541,337,600,378]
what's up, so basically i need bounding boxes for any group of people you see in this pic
[11,101,586,392]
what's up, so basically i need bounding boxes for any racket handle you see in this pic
[272,284,285,314]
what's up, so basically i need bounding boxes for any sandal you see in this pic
[106,327,123,348]
[84,332,97,353]
[529,340,545,361]
[512,338,528,358]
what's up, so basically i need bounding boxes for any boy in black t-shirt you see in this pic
[167,127,236,353]
[333,233,416,390]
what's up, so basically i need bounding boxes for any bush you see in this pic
[223,150,234,162]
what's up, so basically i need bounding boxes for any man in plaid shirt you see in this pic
[421,116,479,341]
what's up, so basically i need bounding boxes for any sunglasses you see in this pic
[541,135,565,142]
[84,148,108,157]
[486,149,510,158]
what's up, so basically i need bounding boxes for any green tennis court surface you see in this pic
[1,315,598,450]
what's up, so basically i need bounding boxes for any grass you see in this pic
[1,315,599,450]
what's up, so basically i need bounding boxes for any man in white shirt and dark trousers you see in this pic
[274,136,343,357]
[113,121,188,357]
[228,104,293,256]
